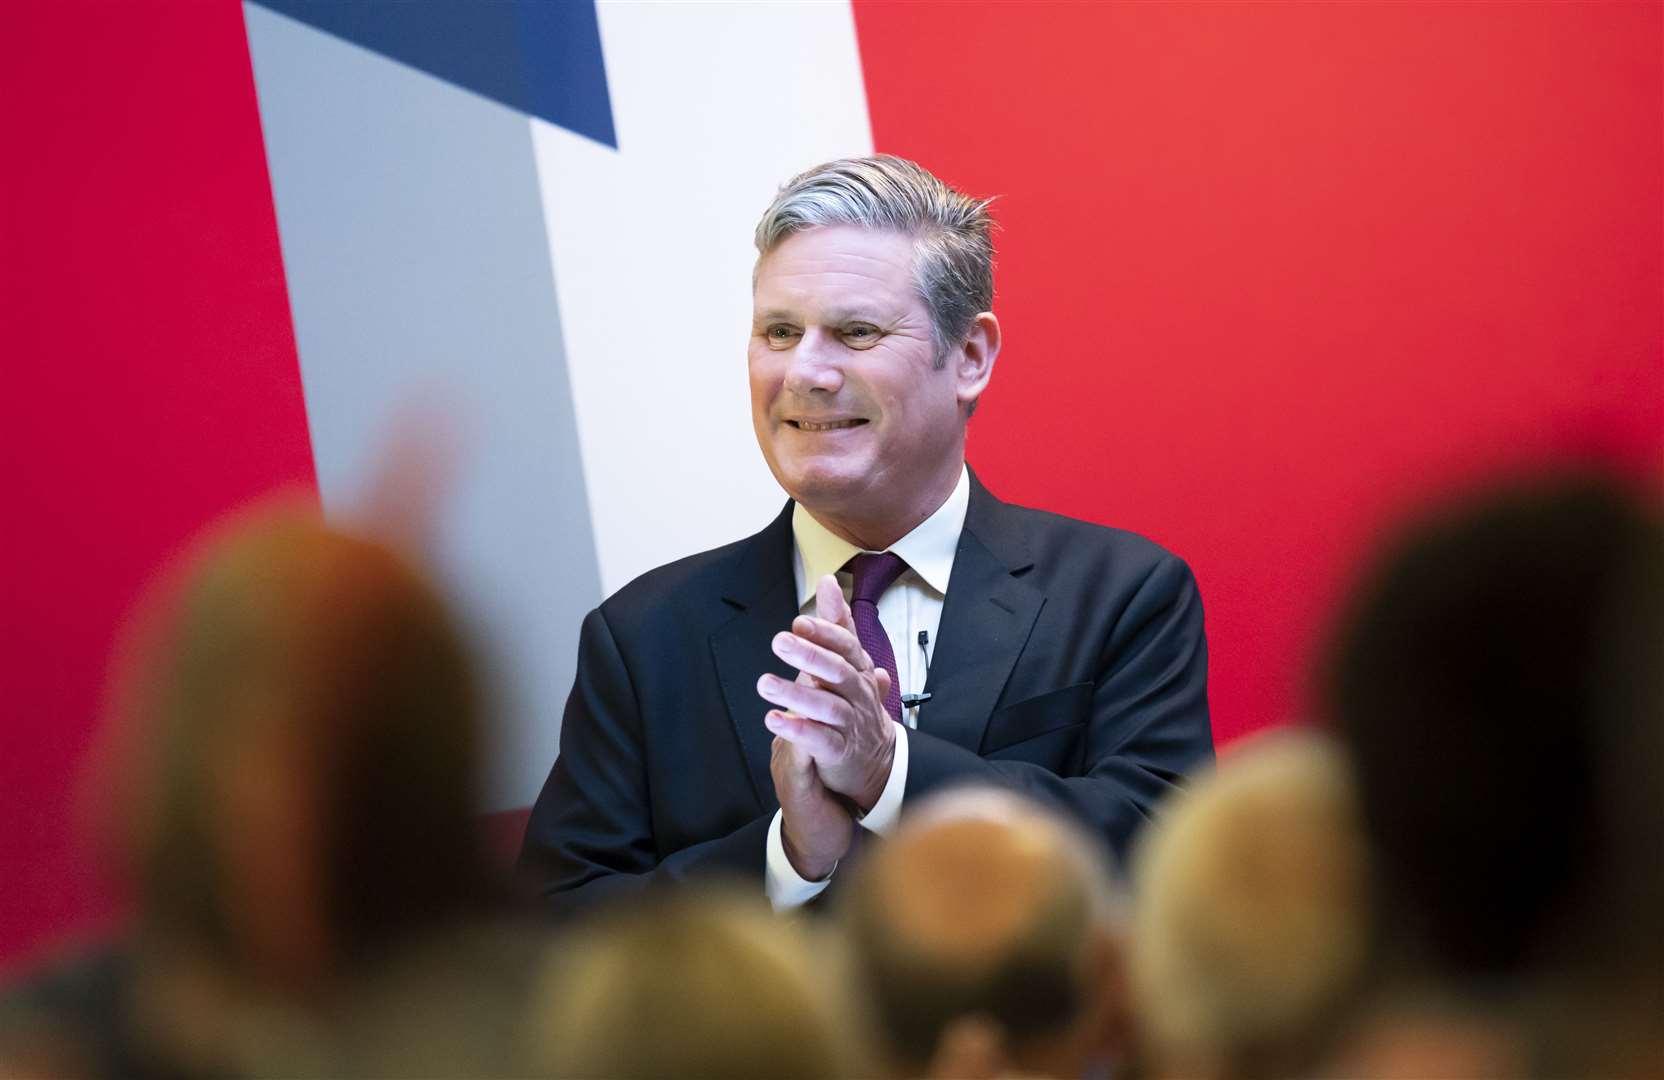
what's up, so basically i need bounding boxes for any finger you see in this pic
[764,709,845,757]
[758,673,855,728]
[791,615,870,672]
[773,631,863,690]
[816,573,852,630]
[873,666,892,704]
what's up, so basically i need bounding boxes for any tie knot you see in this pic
[845,551,909,604]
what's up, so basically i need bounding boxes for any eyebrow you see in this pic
[823,307,881,324]
[753,307,883,324]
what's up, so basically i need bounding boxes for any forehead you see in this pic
[752,225,920,313]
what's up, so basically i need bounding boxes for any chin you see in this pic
[776,460,870,510]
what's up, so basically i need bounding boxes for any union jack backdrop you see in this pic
[5,0,1659,969]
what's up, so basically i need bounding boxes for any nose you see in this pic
[782,328,844,396]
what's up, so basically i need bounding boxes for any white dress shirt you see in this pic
[765,466,970,909]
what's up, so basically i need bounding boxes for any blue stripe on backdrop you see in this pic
[245,3,604,810]
[249,0,616,147]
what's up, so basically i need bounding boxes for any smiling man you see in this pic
[518,156,1212,911]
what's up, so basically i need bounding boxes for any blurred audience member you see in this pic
[841,787,1128,1080]
[1129,730,1369,1080]
[526,888,861,1079]
[0,505,535,1077]
[1524,506,1664,1078]
[1320,473,1662,1076]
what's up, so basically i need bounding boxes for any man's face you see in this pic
[749,225,968,526]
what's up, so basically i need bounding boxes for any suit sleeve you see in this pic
[906,552,1212,859]
[516,607,773,915]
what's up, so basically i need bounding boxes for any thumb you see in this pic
[873,666,892,702]
[773,727,812,777]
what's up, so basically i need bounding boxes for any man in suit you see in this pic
[518,155,1211,911]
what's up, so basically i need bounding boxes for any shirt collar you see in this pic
[792,465,970,607]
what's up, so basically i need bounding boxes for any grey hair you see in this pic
[753,155,996,368]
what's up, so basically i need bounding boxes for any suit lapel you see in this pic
[710,503,799,810]
[922,473,1045,754]
[708,477,1044,802]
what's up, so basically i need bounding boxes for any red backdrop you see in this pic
[3,3,316,970]
[854,0,1663,746]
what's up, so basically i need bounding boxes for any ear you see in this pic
[953,311,1000,413]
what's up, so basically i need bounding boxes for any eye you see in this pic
[764,324,801,349]
[841,323,882,348]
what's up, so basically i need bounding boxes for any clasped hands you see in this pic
[761,574,897,882]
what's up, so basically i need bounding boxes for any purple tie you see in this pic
[845,552,909,723]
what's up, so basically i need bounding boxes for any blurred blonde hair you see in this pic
[527,888,862,1079]
[1130,731,1369,1080]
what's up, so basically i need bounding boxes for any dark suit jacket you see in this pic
[518,473,1212,911]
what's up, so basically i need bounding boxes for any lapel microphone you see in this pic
[900,630,933,709]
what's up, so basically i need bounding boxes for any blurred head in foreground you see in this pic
[841,787,1127,1080]
[528,889,858,1079]
[1321,474,1663,1077]
[1322,474,1661,987]
[1129,731,1370,1080]
[113,502,493,993]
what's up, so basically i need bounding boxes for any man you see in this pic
[518,155,1211,911]
[842,787,1131,1079]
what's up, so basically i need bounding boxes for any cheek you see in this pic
[747,346,778,402]
[870,374,930,421]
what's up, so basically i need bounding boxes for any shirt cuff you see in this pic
[856,723,909,837]
[765,809,834,910]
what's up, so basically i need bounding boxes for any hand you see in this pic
[758,574,897,812]
[769,734,853,881]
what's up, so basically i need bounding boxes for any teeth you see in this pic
[796,419,862,432]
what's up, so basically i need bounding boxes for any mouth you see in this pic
[787,418,868,432]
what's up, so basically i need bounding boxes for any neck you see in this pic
[802,462,962,551]
[807,511,916,553]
